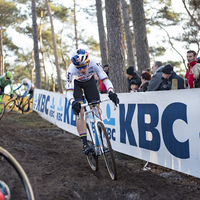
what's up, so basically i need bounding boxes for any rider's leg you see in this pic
[76,107,87,144]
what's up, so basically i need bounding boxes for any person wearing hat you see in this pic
[157,64,184,91]
[130,79,140,92]
[126,66,141,92]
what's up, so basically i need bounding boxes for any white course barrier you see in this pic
[33,88,200,178]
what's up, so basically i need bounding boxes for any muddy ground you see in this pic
[0,111,200,200]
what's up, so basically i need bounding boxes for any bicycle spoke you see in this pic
[86,123,98,171]
[98,122,117,180]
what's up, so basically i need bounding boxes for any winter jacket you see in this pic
[185,61,197,88]
[147,66,163,91]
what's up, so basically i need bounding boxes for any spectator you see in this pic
[126,66,141,92]
[191,63,200,88]
[147,61,163,91]
[138,71,151,92]
[185,50,197,88]
[196,57,200,63]
[99,64,109,94]
[157,64,184,91]
[130,79,140,92]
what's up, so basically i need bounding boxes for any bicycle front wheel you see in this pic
[5,100,16,113]
[0,147,35,200]
[86,123,98,171]
[97,122,117,180]
[0,101,5,120]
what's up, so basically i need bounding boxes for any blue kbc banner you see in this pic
[33,88,200,179]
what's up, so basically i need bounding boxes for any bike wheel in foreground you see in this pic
[0,102,5,120]
[97,121,117,180]
[5,100,15,113]
[0,147,35,200]
[86,123,98,171]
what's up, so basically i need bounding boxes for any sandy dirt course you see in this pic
[1,111,200,200]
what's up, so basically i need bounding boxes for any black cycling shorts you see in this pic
[74,76,100,103]
[28,88,34,99]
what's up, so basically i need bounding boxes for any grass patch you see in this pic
[7,111,58,129]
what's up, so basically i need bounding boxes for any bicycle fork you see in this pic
[86,113,104,156]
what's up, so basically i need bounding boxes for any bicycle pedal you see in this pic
[104,148,109,153]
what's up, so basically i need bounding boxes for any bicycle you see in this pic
[81,99,117,180]
[22,99,33,113]
[0,146,35,200]
[0,95,5,120]
[5,91,25,114]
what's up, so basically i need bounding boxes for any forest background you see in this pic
[0,0,200,93]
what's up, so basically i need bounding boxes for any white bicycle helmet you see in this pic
[22,78,28,84]
[71,49,89,66]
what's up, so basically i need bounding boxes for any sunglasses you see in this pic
[77,65,88,70]
[5,77,10,80]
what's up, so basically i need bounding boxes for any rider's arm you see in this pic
[93,60,114,92]
[14,84,23,91]
[22,82,31,97]
[65,64,75,104]
[10,83,13,94]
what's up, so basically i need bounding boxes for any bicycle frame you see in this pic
[82,99,117,180]
[85,106,103,156]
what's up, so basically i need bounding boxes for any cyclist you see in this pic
[65,49,119,155]
[14,78,35,112]
[0,71,14,99]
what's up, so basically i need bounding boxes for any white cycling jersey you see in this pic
[15,82,35,97]
[65,57,114,104]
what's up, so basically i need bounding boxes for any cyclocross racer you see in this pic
[65,49,119,155]
[14,78,35,112]
[0,71,14,98]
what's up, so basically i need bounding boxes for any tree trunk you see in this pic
[39,12,48,90]
[121,0,135,68]
[60,29,68,72]
[0,25,4,75]
[31,50,35,83]
[130,0,150,74]
[96,0,108,67]
[45,0,63,93]
[74,0,78,49]
[105,0,127,93]
[31,0,41,88]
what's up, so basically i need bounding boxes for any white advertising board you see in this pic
[33,88,200,178]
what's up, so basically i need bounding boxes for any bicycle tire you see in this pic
[5,100,16,113]
[0,147,35,200]
[86,123,98,171]
[0,102,5,120]
[22,100,32,114]
[97,121,117,180]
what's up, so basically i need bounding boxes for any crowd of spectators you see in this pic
[125,50,200,93]
[97,50,200,94]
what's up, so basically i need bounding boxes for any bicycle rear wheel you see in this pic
[86,123,98,171]
[22,100,32,114]
[0,102,5,120]
[97,122,117,180]
[5,100,15,113]
[0,147,35,200]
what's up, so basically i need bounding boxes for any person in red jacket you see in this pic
[185,50,197,88]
